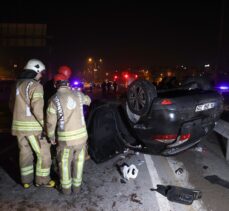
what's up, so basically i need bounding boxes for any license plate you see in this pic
[195,102,215,112]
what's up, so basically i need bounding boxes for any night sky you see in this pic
[1,0,229,70]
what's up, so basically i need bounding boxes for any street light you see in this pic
[88,58,93,63]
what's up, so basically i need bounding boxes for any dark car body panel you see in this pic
[132,90,223,149]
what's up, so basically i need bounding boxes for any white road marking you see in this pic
[144,154,207,211]
[144,154,173,211]
[167,157,207,211]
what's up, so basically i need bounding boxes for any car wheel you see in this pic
[182,77,213,91]
[127,79,157,116]
[126,103,141,123]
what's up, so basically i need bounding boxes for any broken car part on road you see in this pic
[205,175,229,189]
[150,185,202,205]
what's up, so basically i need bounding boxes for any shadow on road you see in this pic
[0,133,20,184]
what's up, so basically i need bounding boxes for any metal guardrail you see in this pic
[214,119,229,161]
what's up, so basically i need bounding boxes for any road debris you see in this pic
[112,201,116,208]
[120,178,127,184]
[130,193,142,205]
[125,152,135,159]
[203,165,208,170]
[205,175,229,189]
[150,185,202,205]
[122,164,139,180]
[194,146,203,152]
[175,168,183,175]
[123,149,129,154]
[137,160,145,166]
[116,162,139,181]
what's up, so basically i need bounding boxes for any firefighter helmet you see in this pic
[24,59,45,73]
[58,66,72,79]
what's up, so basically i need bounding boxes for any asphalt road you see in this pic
[0,132,229,211]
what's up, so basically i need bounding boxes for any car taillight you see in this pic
[161,99,172,105]
[167,133,191,147]
[152,134,177,143]
[179,133,191,141]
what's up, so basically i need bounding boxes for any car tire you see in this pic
[127,79,157,116]
[182,77,213,91]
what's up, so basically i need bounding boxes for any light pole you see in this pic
[84,57,103,82]
[86,57,93,81]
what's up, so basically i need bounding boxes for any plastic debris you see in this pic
[137,160,145,166]
[194,146,203,152]
[205,175,229,189]
[123,149,129,153]
[175,168,183,175]
[150,185,202,205]
[122,164,139,180]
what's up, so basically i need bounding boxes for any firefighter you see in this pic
[11,59,55,189]
[58,65,72,79]
[44,65,72,110]
[46,73,91,195]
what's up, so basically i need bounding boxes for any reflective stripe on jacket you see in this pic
[12,79,44,136]
[46,86,91,147]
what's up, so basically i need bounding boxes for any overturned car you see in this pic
[87,78,223,163]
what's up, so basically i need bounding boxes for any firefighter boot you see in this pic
[23,183,31,189]
[35,180,56,188]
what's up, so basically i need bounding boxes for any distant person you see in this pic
[107,81,111,93]
[158,77,170,89]
[46,73,91,195]
[113,81,118,93]
[101,81,107,96]
[167,77,178,89]
[89,82,93,93]
[11,59,55,189]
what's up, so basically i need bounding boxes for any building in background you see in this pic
[0,23,50,79]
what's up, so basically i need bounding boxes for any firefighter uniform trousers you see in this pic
[57,144,86,194]
[17,135,51,185]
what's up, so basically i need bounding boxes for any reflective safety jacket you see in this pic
[46,86,91,147]
[12,79,44,136]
